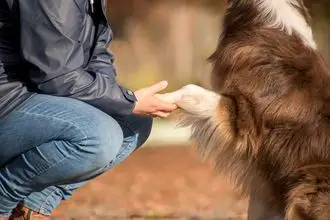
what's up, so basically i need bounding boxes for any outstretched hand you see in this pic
[133,81,178,118]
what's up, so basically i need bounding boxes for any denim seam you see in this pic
[4,111,89,208]
[24,155,69,191]
[22,153,91,216]
[38,184,72,214]
[29,187,59,215]
[109,133,137,167]
[39,189,57,215]
[15,110,88,146]
[0,154,70,217]
[28,137,136,214]
[0,213,11,218]
[0,94,37,124]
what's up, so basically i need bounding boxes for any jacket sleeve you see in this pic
[19,0,137,116]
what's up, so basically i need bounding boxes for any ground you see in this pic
[54,146,248,220]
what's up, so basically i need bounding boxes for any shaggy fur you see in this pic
[161,0,330,219]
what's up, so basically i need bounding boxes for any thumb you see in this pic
[147,81,168,94]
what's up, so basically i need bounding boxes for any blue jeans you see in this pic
[0,94,152,217]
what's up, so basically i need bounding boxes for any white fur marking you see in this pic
[157,84,220,118]
[256,0,316,49]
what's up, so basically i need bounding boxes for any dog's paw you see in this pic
[179,84,220,117]
[157,84,220,117]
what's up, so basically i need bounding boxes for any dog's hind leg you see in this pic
[248,194,285,220]
[247,176,285,220]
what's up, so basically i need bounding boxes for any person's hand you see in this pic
[133,81,178,118]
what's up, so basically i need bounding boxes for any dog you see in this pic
[158,0,330,219]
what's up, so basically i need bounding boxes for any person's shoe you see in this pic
[9,204,51,220]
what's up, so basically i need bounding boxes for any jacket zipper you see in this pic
[89,0,94,13]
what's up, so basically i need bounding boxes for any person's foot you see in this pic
[9,204,51,220]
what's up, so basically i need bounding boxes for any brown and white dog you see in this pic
[159,0,330,219]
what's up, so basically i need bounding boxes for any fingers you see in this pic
[155,91,183,103]
[150,96,177,118]
[147,81,168,94]
[153,98,177,112]
[152,111,171,118]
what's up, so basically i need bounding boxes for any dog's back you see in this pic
[166,0,330,219]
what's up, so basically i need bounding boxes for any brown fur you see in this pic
[184,1,330,219]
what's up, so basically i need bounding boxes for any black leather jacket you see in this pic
[0,0,136,121]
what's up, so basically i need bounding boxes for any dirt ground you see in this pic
[53,146,248,220]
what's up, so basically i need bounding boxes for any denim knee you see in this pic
[71,112,124,171]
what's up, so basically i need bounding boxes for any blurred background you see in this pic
[107,0,330,146]
[55,1,330,219]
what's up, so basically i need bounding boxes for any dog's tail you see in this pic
[285,165,330,220]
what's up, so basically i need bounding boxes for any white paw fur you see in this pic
[157,84,220,118]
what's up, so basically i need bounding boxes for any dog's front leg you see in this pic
[157,84,221,117]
